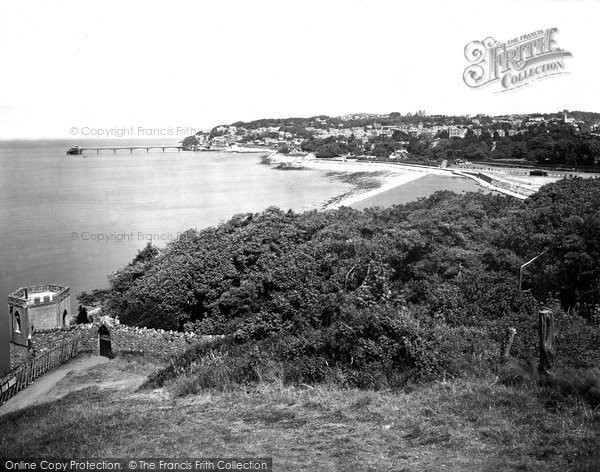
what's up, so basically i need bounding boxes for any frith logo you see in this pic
[463,28,572,92]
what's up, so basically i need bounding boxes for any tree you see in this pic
[77,305,89,324]
[372,141,395,158]
[315,143,344,158]
[464,142,490,161]
[181,136,198,147]
[132,242,159,265]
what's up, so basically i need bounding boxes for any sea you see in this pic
[0,139,485,318]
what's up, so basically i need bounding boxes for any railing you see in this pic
[0,338,80,406]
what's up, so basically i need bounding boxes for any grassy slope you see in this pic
[0,355,598,471]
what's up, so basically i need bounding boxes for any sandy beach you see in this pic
[322,172,427,209]
[263,152,590,208]
[264,152,452,209]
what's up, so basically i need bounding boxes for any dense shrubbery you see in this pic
[100,178,600,389]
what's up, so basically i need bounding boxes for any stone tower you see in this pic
[7,284,71,348]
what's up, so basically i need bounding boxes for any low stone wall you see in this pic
[10,328,77,368]
[10,344,29,369]
[75,324,212,358]
[17,323,222,363]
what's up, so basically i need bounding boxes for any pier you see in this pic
[67,146,186,155]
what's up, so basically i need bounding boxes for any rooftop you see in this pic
[9,284,69,305]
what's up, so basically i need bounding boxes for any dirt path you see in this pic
[0,354,110,416]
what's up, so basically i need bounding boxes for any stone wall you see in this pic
[75,324,207,358]
[18,322,222,363]
[10,344,29,369]
[28,303,58,331]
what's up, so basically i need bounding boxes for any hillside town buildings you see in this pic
[186,112,597,157]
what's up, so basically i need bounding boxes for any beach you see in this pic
[264,152,585,208]
[320,171,427,209]
[350,173,495,209]
[265,152,459,209]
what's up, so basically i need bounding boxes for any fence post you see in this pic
[538,309,556,375]
[19,365,26,391]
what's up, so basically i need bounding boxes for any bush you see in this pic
[142,338,235,389]
[413,324,495,380]
[104,181,600,391]
[145,307,497,393]
[555,312,600,368]
[76,305,88,324]
[169,352,234,395]
[165,350,263,395]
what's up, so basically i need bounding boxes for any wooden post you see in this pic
[499,327,516,363]
[538,309,555,375]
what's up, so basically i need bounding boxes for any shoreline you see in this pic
[263,152,455,209]
[260,152,575,207]
[320,172,427,209]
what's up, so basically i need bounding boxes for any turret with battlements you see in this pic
[7,284,71,348]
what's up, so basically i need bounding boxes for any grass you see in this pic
[0,355,599,471]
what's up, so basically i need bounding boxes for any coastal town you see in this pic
[183,110,600,169]
[3,0,600,467]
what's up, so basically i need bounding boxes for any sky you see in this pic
[0,0,598,139]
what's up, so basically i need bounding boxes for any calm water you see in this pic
[0,139,351,316]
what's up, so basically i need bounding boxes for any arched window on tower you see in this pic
[14,311,22,333]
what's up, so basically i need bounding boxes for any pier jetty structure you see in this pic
[66,144,187,155]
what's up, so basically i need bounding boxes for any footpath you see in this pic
[0,354,109,416]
